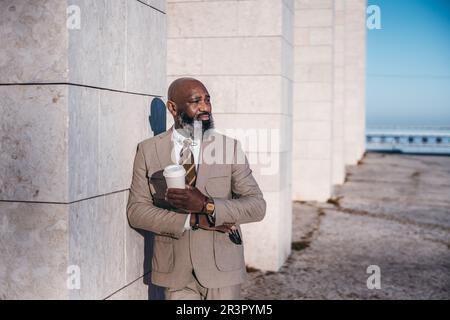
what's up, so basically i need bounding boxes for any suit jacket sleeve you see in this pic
[126,142,187,239]
[213,140,266,226]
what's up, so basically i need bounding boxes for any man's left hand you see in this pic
[166,186,206,213]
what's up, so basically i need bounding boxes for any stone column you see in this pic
[332,0,346,185]
[0,0,166,299]
[344,0,367,165]
[167,0,294,271]
[293,0,335,201]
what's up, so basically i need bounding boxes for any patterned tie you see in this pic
[179,138,197,187]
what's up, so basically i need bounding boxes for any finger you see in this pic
[215,225,232,233]
[167,188,188,195]
[171,200,189,209]
[167,193,188,201]
[198,225,215,231]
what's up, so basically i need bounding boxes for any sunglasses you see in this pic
[228,226,242,245]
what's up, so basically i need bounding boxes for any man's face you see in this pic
[171,80,214,133]
[177,81,212,122]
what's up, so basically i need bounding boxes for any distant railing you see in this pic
[366,126,450,155]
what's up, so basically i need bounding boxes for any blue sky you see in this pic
[367,0,450,127]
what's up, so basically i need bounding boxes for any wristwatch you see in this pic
[203,197,215,215]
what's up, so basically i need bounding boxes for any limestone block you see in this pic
[0,0,68,83]
[168,1,238,38]
[295,64,333,82]
[238,0,282,37]
[167,38,203,75]
[293,101,332,122]
[95,91,152,199]
[168,0,287,38]
[282,39,295,81]
[68,191,126,300]
[283,0,295,13]
[0,85,69,202]
[300,140,331,160]
[292,158,331,201]
[106,277,148,300]
[69,87,152,202]
[295,9,333,27]
[126,0,166,96]
[213,114,291,153]
[138,0,166,13]
[0,202,68,299]
[68,85,100,201]
[295,45,333,65]
[294,119,332,141]
[68,0,126,91]
[236,76,284,114]
[123,190,146,283]
[295,0,333,9]
[309,27,333,45]
[281,76,294,116]
[202,37,282,75]
[249,152,291,192]
[294,82,333,102]
[168,0,201,3]
[1,0,165,95]
[332,142,345,185]
[282,1,295,46]
[242,187,292,271]
[0,84,152,203]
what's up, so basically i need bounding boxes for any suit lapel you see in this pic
[155,127,176,169]
[195,131,217,193]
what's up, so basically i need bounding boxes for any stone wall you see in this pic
[293,0,335,201]
[0,0,166,299]
[344,0,367,165]
[292,0,366,201]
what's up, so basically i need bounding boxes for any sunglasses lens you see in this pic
[229,230,242,245]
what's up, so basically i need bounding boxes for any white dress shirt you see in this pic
[171,128,201,230]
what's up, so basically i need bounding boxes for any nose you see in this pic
[199,100,210,112]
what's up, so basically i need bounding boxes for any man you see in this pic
[126,77,266,300]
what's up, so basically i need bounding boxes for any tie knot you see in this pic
[183,138,193,148]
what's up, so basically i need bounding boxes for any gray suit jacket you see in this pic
[126,127,266,289]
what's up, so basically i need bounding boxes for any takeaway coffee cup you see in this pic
[163,165,186,189]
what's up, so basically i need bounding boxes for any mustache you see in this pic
[195,111,211,119]
[179,111,212,123]
[177,112,214,133]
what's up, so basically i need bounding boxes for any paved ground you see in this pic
[242,152,450,299]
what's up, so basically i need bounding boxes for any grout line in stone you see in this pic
[0,83,162,98]
[135,0,166,15]
[103,271,151,300]
[0,188,130,205]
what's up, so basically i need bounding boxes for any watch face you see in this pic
[206,203,215,211]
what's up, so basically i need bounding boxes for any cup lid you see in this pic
[163,164,186,178]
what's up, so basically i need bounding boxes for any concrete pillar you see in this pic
[332,0,346,185]
[293,0,335,201]
[0,0,166,299]
[344,0,367,165]
[167,0,294,271]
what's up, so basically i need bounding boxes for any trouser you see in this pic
[164,271,241,300]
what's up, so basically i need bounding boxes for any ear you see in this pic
[166,100,177,117]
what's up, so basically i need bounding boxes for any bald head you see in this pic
[168,77,206,104]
